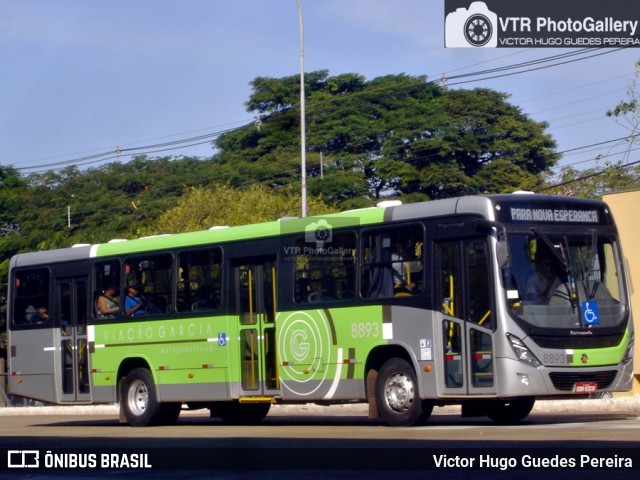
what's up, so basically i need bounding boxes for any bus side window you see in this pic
[361,225,424,299]
[94,260,121,319]
[438,244,459,317]
[177,247,223,313]
[294,232,356,303]
[125,254,174,315]
[467,241,493,328]
[12,269,50,327]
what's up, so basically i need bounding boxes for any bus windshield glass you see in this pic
[504,231,626,330]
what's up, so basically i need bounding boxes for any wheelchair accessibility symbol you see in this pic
[581,301,600,326]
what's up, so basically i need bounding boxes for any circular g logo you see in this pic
[290,329,309,360]
[277,310,337,397]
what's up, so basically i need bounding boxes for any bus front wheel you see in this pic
[375,358,432,426]
[120,368,161,427]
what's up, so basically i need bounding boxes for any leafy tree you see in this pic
[0,71,563,285]
[540,163,640,198]
[143,184,334,235]
[0,166,29,280]
[386,88,557,198]
[0,166,26,234]
[607,60,640,164]
[541,60,640,198]
[213,71,559,206]
[0,156,224,261]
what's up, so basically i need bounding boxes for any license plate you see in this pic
[574,382,598,394]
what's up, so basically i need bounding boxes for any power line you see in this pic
[446,48,625,87]
[517,71,633,105]
[536,158,640,193]
[12,47,635,178]
[16,128,236,173]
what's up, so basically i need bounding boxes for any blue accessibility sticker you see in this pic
[581,301,600,326]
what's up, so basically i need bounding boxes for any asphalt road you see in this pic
[1,401,639,479]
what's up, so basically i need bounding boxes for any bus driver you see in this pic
[124,285,146,317]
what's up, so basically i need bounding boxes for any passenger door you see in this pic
[234,257,280,397]
[57,277,91,402]
[437,239,496,396]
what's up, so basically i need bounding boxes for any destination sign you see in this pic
[509,207,599,223]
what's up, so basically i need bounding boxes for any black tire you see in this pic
[120,367,161,427]
[215,401,271,424]
[158,402,182,425]
[486,396,535,424]
[375,358,431,426]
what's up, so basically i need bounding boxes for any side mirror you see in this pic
[496,239,511,269]
[473,219,511,268]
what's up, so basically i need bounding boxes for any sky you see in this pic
[1,0,639,185]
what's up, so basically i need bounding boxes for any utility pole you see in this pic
[68,194,75,228]
[296,0,307,217]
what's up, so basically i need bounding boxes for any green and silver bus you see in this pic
[6,193,634,426]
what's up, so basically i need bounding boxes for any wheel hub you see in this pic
[127,379,149,416]
[384,372,414,412]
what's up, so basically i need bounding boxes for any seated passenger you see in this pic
[392,243,416,297]
[31,306,49,324]
[96,286,119,318]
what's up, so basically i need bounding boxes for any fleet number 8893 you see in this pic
[543,353,568,365]
[351,322,380,338]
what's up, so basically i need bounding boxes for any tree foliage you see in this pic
[143,183,333,235]
[540,163,640,198]
[606,60,640,164]
[540,60,640,198]
[213,71,559,205]
[0,71,565,281]
[0,157,220,280]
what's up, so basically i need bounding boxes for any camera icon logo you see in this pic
[305,219,333,247]
[8,450,40,468]
[445,1,498,48]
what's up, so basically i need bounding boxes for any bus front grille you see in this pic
[548,370,618,391]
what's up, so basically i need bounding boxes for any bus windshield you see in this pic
[503,231,627,330]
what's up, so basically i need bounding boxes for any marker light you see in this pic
[518,374,530,387]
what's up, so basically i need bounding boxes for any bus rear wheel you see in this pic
[375,358,432,426]
[120,367,161,427]
[485,396,535,424]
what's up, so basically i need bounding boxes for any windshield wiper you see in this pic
[530,228,572,276]
[531,228,578,310]
[580,229,600,301]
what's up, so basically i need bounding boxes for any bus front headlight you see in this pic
[507,333,541,367]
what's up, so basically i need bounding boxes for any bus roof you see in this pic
[8,194,611,268]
